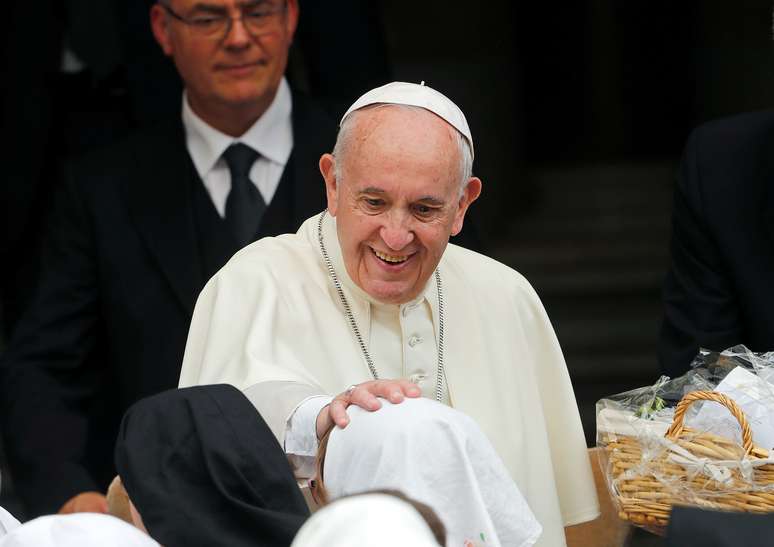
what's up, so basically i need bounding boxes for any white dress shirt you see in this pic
[181,78,293,216]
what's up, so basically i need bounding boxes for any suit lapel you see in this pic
[288,94,335,223]
[123,119,204,315]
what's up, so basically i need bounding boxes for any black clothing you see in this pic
[116,384,308,547]
[660,111,774,377]
[666,506,774,546]
[0,95,335,516]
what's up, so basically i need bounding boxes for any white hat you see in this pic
[0,514,159,547]
[340,81,474,159]
[290,493,440,547]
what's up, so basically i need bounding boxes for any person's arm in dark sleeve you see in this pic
[0,163,106,516]
[658,127,743,377]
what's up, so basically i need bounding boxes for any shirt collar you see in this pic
[182,77,293,179]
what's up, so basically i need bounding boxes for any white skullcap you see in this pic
[0,514,159,547]
[290,493,440,547]
[340,81,474,159]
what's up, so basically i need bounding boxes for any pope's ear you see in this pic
[319,153,339,216]
[451,177,482,236]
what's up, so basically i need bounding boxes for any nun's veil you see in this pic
[115,384,308,547]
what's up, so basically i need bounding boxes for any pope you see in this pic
[179,82,599,546]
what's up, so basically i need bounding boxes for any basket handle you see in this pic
[664,390,754,456]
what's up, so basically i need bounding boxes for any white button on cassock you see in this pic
[408,335,422,347]
[408,372,428,384]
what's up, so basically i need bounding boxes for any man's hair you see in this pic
[332,104,474,197]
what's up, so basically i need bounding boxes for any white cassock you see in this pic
[0,506,20,538]
[180,212,600,547]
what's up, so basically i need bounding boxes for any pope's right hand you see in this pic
[58,491,109,514]
[316,379,421,439]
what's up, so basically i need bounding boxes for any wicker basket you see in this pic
[599,390,774,534]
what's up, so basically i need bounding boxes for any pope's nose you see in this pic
[380,217,414,251]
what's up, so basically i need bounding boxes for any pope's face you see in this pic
[151,0,298,117]
[320,107,481,305]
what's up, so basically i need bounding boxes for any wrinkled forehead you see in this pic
[344,106,461,168]
[353,104,458,139]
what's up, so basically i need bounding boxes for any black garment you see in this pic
[0,94,336,516]
[0,0,181,338]
[659,111,774,377]
[666,506,774,546]
[116,385,308,547]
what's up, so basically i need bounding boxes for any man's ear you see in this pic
[319,153,339,216]
[150,3,174,56]
[451,177,482,236]
[285,0,300,42]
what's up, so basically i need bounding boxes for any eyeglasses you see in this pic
[160,1,287,40]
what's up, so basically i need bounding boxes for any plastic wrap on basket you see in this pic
[596,345,774,535]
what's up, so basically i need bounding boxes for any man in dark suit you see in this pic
[0,0,337,517]
[0,0,182,339]
[659,112,774,377]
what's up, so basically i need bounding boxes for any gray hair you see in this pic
[332,104,474,196]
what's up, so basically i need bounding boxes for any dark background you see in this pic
[2,0,774,541]
[373,0,774,447]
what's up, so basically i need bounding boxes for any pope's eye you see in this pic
[413,204,436,217]
[364,198,383,208]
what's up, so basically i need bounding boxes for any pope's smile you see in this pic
[369,247,415,271]
[373,249,409,263]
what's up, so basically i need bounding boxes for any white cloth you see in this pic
[180,213,600,547]
[182,77,293,215]
[0,507,20,538]
[325,398,542,547]
[692,366,774,450]
[290,493,439,547]
[0,514,159,547]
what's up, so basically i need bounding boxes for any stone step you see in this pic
[490,161,675,294]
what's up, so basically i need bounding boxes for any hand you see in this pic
[316,379,421,439]
[58,491,109,515]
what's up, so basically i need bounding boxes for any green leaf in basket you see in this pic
[636,396,666,420]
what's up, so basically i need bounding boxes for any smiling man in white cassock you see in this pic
[179,82,600,546]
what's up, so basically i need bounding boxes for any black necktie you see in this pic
[223,143,264,247]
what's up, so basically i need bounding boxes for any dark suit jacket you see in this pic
[0,94,336,516]
[666,506,774,546]
[659,111,774,377]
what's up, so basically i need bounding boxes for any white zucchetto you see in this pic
[340,81,475,158]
